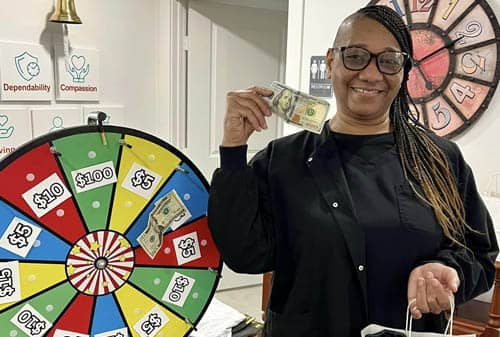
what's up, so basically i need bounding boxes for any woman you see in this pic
[208,5,498,337]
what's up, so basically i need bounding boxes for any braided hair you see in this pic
[346,5,467,246]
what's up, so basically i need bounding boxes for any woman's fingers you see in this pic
[426,277,443,314]
[223,87,272,146]
[413,276,453,318]
[245,87,273,116]
[415,277,429,318]
[234,102,263,132]
[235,96,268,129]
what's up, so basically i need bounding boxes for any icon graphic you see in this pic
[0,115,14,139]
[14,52,41,81]
[66,54,90,83]
[50,116,64,132]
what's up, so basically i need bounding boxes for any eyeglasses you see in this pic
[333,46,408,75]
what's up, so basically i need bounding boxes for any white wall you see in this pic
[286,0,500,192]
[0,0,168,139]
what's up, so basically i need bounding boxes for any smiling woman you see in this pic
[207,4,498,337]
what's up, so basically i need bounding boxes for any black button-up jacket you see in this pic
[208,126,498,337]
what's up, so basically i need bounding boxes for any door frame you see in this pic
[163,0,289,151]
[157,0,189,149]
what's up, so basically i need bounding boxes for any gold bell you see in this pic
[49,0,82,24]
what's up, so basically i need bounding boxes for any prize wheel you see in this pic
[0,125,222,337]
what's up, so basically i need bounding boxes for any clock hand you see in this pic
[414,63,433,90]
[416,35,465,64]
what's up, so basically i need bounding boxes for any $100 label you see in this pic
[71,161,117,194]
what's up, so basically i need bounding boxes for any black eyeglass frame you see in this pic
[332,46,409,75]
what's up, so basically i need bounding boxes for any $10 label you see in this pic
[22,173,72,218]
[10,304,52,337]
[71,161,117,194]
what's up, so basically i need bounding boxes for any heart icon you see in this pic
[71,55,86,70]
[0,115,8,127]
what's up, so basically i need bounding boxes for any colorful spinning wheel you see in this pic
[0,126,222,337]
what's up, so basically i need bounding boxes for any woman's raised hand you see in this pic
[222,86,273,147]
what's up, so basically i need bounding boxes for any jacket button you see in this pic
[358,265,365,272]
[332,202,338,208]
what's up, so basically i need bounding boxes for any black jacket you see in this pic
[208,126,498,337]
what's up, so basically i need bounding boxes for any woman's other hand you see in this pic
[407,262,460,319]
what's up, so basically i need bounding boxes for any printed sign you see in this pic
[53,329,89,337]
[22,173,72,218]
[71,161,117,193]
[94,327,128,337]
[0,107,32,159]
[309,56,332,98]
[133,306,169,337]
[54,45,100,101]
[31,107,83,138]
[162,272,195,307]
[0,261,21,304]
[172,231,202,265]
[121,163,162,199]
[10,303,52,337]
[0,42,53,101]
[0,217,41,257]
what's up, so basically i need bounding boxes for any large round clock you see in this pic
[367,0,500,138]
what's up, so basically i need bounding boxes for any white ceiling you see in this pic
[202,0,288,12]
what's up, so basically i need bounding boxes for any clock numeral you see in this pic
[455,21,483,45]
[389,0,404,17]
[461,53,486,75]
[442,0,458,20]
[411,0,433,13]
[450,82,475,103]
[431,101,451,130]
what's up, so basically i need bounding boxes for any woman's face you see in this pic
[328,17,405,122]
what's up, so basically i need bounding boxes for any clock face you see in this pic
[367,0,500,138]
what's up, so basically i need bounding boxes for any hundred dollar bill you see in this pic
[137,190,190,259]
[265,81,329,134]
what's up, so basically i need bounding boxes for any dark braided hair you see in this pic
[346,5,467,246]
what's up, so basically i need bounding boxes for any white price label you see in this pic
[121,163,162,199]
[0,261,21,305]
[22,173,72,218]
[71,161,117,193]
[10,304,52,337]
[172,232,202,265]
[162,272,195,307]
[0,217,41,257]
[54,329,89,337]
[133,306,169,337]
[94,327,128,337]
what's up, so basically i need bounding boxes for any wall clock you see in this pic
[367,0,500,138]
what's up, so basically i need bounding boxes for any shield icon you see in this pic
[14,51,40,81]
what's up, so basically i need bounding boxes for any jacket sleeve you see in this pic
[433,142,498,304]
[207,144,276,274]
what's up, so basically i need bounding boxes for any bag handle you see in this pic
[405,296,455,337]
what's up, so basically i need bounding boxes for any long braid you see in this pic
[355,6,467,246]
